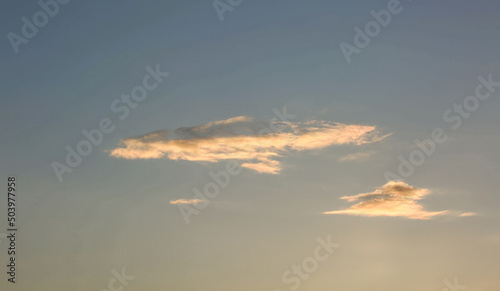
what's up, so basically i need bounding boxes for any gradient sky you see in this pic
[1,0,500,290]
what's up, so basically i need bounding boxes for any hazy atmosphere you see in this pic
[1,0,499,290]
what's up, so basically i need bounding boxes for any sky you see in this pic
[1,0,500,290]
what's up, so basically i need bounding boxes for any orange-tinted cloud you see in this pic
[109,116,389,174]
[459,212,477,217]
[170,199,205,205]
[324,181,448,219]
[338,151,376,162]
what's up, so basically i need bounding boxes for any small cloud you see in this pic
[460,212,477,217]
[338,151,376,162]
[324,181,448,220]
[170,199,205,205]
[109,116,389,174]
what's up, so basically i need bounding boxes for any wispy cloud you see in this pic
[170,199,205,205]
[109,116,389,174]
[459,212,477,217]
[324,181,448,220]
[338,151,376,162]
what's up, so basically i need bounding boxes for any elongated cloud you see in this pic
[109,116,388,174]
[338,151,376,162]
[170,199,205,205]
[324,181,448,219]
[460,212,477,217]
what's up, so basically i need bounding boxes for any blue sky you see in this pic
[1,0,500,290]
